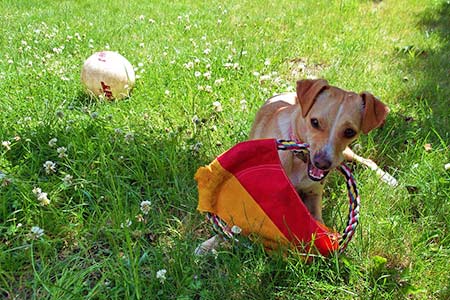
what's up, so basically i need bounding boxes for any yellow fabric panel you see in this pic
[195,159,289,249]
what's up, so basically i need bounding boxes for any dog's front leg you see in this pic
[299,186,324,223]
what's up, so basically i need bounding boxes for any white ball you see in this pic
[81,51,136,100]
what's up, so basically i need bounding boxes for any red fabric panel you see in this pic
[217,139,280,174]
[217,139,338,255]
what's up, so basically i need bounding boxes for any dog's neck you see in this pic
[288,120,303,144]
[288,125,298,142]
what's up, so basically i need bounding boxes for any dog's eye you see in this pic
[344,128,356,138]
[310,118,320,129]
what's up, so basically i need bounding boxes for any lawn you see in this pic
[0,0,449,299]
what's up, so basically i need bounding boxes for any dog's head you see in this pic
[295,79,389,181]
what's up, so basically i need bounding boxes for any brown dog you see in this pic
[195,79,393,255]
[249,79,389,223]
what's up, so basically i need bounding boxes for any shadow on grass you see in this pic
[380,1,449,162]
[381,3,450,299]
[406,1,449,141]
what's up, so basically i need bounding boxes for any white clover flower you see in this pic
[264,58,271,66]
[139,15,145,20]
[214,78,225,86]
[1,141,11,150]
[52,47,63,54]
[32,187,42,195]
[231,225,242,234]
[223,62,233,69]
[63,174,73,185]
[48,138,58,147]
[120,219,132,228]
[165,90,170,96]
[183,61,194,69]
[43,161,56,174]
[31,226,44,239]
[156,269,167,283]
[204,85,212,93]
[37,192,50,206]
[135,214,144,222]
[140,200,152,215]
[260,74,271,82]
[148,18,156,24]
[57,147,67,158]
[240,99,248,111]
[194,71,201,77]
[203,71,211,80]
[203,48,211,55]
[212,101,223,112]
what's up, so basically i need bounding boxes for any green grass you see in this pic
[0,0,449,299]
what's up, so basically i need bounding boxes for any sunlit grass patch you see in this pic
[1,0,449,299]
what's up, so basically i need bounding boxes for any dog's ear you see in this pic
[296,79,329,117]
[360,92,389,134]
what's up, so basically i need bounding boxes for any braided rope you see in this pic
[206,212,235,240]
[337,164,360,253]
[205,139,360,254]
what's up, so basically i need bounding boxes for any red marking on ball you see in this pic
[97,52,107,62]
[101,81,113,99]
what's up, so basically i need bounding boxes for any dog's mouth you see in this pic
[307,160,329,181]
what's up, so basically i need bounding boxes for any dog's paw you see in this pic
[194,235,221,256]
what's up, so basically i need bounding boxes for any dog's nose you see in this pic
[313,153,332,170]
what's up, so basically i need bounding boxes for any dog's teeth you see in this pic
[309,169,322,180]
